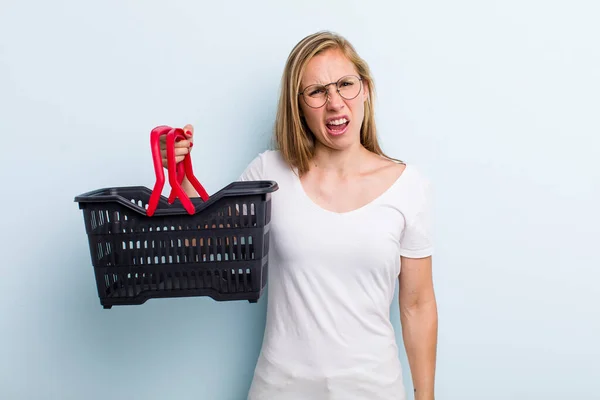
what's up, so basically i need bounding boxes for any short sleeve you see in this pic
[399,171,434,258]
[238,152,265,181]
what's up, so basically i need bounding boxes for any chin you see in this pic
[320,129,361,150]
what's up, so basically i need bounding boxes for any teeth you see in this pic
[328,118,348,126]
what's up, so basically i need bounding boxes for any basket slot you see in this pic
[242,268,248,291]
[164,271,172,290]
[171,271,178,290]
[98,263,257,300]
[103,271,166,298]
[234,236,242,261]
[90,209,115,230]
[203,236,210,262]
[212,237,218,261]
[227,235,235,262]
[172,271,179,290]
[237,202,257,228]
[263,230,270,255]
[225,269,231,293]
[233,269,240,292]
[85,200,264,235]
[181,270,189,290]
[225,269,232,292]
[90,210,97,230]
[247,236,253,260]
[137,240,145,265]
[91,231,261,267]
[180,270,188,290]
[187,238,194,264]
[219,269,227,293]
[123,271,130,297]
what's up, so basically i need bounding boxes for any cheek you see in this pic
[351,98,367,120]
[303,109,324,132]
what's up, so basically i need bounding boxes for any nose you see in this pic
[325,87,345,111]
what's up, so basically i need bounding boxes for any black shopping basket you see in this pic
[74,125,278,309]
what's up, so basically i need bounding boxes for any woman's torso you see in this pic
[243,150,422,400]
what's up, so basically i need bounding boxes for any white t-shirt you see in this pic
[240,150,433,400]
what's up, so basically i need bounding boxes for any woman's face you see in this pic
[298,48,369,151]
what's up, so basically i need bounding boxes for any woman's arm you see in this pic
[398,255,438,400]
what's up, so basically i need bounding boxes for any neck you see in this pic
[311,142,369,177]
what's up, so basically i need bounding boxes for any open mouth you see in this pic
[325,117,350,136]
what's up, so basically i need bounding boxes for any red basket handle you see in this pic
[147,125,209,216]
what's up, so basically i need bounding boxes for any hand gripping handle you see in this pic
[147,125,209,216]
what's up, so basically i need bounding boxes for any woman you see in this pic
[168,31,437,400]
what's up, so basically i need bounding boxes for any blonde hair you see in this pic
[274,31,391,175]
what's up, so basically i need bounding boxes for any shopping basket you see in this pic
[74,125,278,309]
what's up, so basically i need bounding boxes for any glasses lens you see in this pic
[302,84,327,108]
[337,76,361,100]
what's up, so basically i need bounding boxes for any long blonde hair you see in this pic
[274,31,391,175]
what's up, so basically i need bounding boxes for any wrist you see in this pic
[414,389,434,400]
[181,177,199,198]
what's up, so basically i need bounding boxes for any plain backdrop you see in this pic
[1,1,599,399]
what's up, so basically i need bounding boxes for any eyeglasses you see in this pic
[298,75,363,109]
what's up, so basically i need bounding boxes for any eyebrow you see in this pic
[307,73,359,85]
[304,76,344,86]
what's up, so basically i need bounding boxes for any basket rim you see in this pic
[74,180,278,216]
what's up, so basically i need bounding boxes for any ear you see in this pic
[362,78,370,102]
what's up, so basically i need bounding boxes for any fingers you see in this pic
[174,139,192,148]
[158,125,194,140]
[161,146,189,159]
[161,146,190,168]
[162,156,186,169]
[183,124,194,136]
[159,137,192,147]
[156,125,195,169]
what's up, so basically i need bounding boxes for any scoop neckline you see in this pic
[292,162,410,216]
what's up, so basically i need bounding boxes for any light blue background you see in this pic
[1,1,599,399]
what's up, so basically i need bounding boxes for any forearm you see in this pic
[181,177,199,198]
[400,299,438,400]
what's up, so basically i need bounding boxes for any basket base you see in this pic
[93,259,267,308]
[99,288,262,308]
